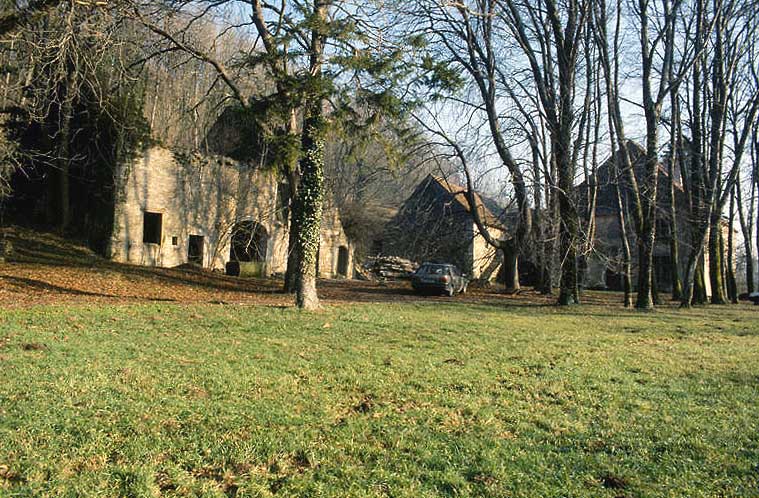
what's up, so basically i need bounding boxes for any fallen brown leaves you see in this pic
[0,225,644,309]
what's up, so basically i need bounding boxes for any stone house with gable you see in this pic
[579,140,729,296]
[379,174,507,281]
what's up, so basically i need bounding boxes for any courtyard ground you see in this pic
[0,226,684,309]
[0,226,758,497]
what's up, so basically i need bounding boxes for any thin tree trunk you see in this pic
[651,257,661,304]
[530,137,546,293]
[681,0,707,308]
[54,70,76,232]
[667,87,683,300]
[709,210,727,304]
[707,27,729,305]
[284,162,301,294]
[595,0,632,306]
[735,169,754,294]
[727,189,737,302]
[634,95,660,310]
[557,139,579,305]
[616,182,633,307]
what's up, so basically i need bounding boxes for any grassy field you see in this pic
[1,302,758,497]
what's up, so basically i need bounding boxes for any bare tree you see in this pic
[404,0,592,304]
[401,0,535,293]
[679,0,759,306]
[1,0,142,234]
[734,167,755,294]
[501,0,591,304]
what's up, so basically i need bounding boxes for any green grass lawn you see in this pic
[1,302,758,497]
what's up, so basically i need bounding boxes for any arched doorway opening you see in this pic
[337,246,349,277]
[230,221,268,262]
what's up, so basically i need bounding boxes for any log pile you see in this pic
[359,256,418,281]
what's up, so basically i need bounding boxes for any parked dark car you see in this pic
[411,263,468,296]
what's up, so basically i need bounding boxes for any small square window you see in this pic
[172,236,178,246]
[143,212,162,244]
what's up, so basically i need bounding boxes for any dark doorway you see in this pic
[143,212,162,244]
[230,221,268,262]
[605,267,623,291]
[337,246,349,276]
[653,255,672,291]
[188,235,204,264]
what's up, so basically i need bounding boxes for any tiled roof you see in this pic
[429,175,505,229]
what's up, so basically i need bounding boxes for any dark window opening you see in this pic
[276,182,290,223]
[656,217,671,240]
[172,236,178,246]
[337,246,349,276]
[188,235,204,264]
[230,221,268,262]
[143,212,162,244]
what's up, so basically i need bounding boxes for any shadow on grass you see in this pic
[0,275,177,302]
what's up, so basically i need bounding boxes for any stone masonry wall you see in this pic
[107,145,352,278]
[470,223,504,281]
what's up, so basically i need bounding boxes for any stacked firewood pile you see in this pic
[358,256,418,281]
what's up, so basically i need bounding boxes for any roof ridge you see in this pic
[427,174,504,229]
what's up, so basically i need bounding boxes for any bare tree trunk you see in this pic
[597,0,632,306]
[709,209,727,304]
[503,242,520,293]
[681,0,707,308]
[635,80,661,310]
[667,84,683,300]
[707,17,728,304]
[51,68,76,231]
[529,136,547,293]
[615,177,633,307]
[283,157,301,294]
[580,45,601,292]
[727,189,737,302]
[556,138,579,305]
[735,169,754,294]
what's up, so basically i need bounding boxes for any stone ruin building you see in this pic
[106,145,353,279]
